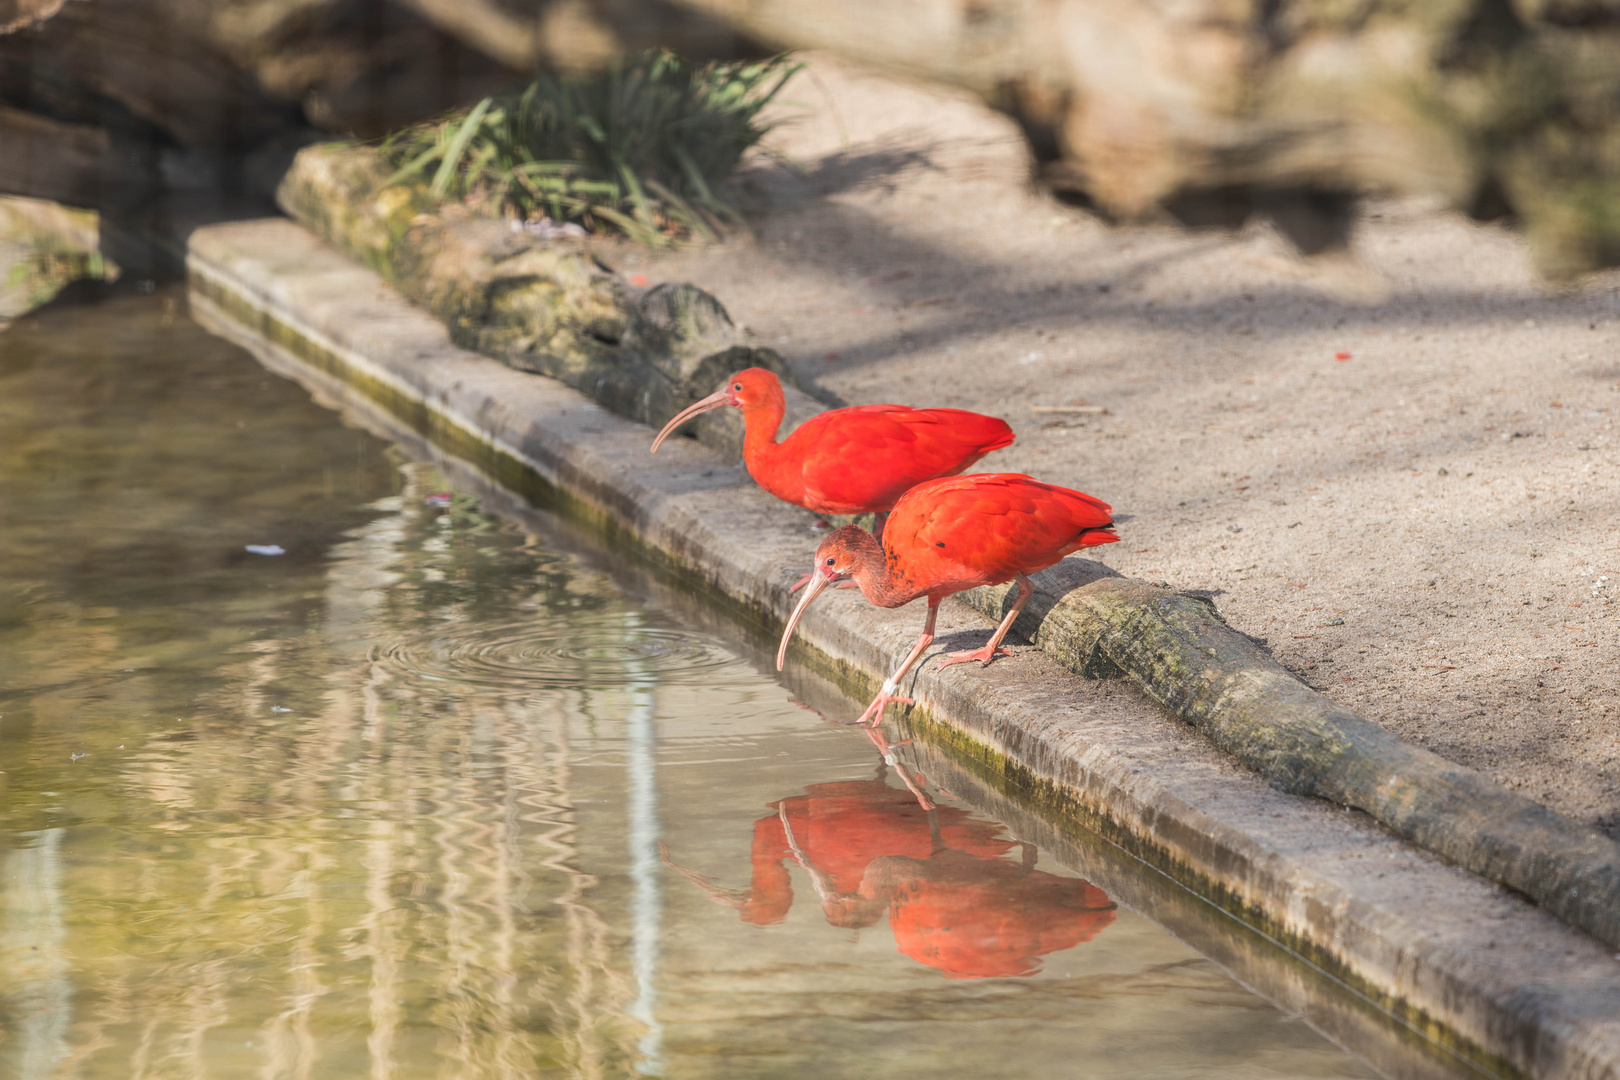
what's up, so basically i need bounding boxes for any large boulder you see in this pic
[0,194,115,320]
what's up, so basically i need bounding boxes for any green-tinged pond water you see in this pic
[0,289,1456,1079]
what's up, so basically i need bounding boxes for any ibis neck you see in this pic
[740,384,788,463]
[841,529,921,609]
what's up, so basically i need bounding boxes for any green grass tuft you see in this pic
[380,50,799,245]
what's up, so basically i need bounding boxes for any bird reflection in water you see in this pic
[662,732,1116,979]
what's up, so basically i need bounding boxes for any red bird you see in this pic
[660,758,1115,979]
[776,473,1118,725]
[650,367,1014,530]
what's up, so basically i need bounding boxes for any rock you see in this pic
[0,195,116,319]
[0,0,516,148]
[275,141,821,459]
[9,0,1617,277]
[0,0,759,145]
[0,0,65,34]
[0,107,108,209]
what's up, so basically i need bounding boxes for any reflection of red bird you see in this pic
[650,368,1014,525]
[741,774,1008,926]
[877,849,1116,979]
[664,767,1115,979]
[778,473,1118,724]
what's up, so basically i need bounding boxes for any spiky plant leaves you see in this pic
[430,96,496,197]
[380,50,800,245]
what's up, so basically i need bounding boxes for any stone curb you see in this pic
[956,571,1620,952]
[188,216,1620,1080]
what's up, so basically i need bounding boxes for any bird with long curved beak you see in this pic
[651,368,1015,590]
[648,382,739,455]
[776,473,1118,726]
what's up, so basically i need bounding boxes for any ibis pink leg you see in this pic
[855,598,939,726]
[938,574,1032,669]
[857,725,934,810]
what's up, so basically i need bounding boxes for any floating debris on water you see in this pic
[245,544,285,556]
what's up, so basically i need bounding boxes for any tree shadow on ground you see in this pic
[740,137,944,209]
[720,187,1619,388]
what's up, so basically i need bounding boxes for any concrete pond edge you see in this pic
[187,217,1620,1080]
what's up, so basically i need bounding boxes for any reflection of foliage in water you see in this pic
[372,479,742,692]
[0,288,403,822]
[1,466,649,1078]
[377,482,618,646]
[0,294,644,1077]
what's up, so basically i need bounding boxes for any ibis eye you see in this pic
[732,383,743,391]
[825,557,835,566]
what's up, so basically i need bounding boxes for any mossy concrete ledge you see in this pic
[188,216,1620,1080]
[959,568,1620,952]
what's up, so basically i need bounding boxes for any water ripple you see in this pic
[375,616,747,690]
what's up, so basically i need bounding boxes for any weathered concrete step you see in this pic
[189,216,1620,1080]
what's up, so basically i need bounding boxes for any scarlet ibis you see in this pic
[659,750,1115,977]
[650,367,1014,534]
[775,473,1118,725]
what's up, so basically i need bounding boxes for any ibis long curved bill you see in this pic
[650,388,732,453]
[776,568,837,670]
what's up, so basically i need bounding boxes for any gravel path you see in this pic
[629,53,1620,836]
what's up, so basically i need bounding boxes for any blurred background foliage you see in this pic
[1,0,1619,285]
[380,51,798,243]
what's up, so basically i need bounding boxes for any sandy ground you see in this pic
[622,54,1620,837]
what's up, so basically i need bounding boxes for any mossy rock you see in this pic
[276,142,816,458]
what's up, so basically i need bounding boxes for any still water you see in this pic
[0,290,1407,1078]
